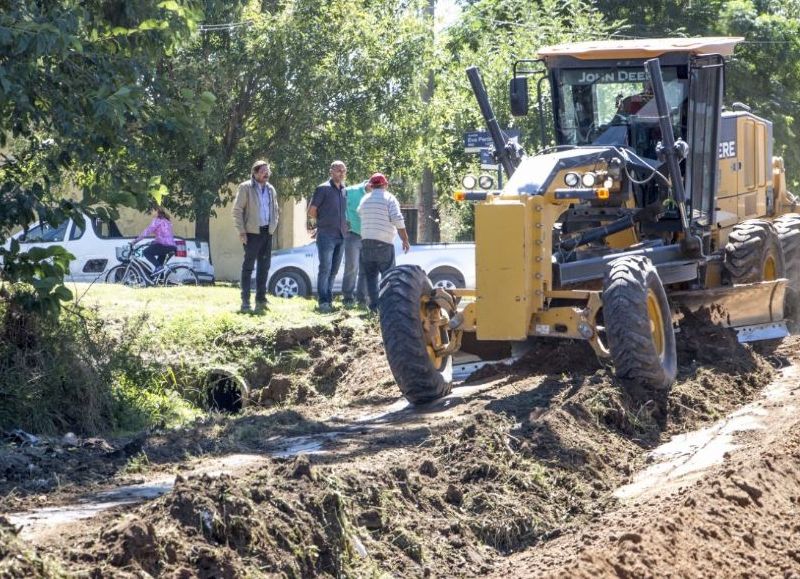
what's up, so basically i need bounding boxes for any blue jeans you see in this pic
[342,232,366,303]
[316,232,344,305]
[360,239,395,311]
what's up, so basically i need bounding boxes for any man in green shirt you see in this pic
[342,179,371,307]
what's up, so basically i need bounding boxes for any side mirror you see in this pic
[509,77,529,117]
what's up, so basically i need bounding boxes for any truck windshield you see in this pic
[555,66,687,159]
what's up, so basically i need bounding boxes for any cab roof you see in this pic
[538,37,744,62]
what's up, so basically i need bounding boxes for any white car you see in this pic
[267,238,475,298]
[4,212,215,283]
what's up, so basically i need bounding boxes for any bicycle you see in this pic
[106,242,198,287]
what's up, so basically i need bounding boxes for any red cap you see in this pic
[369,173,388,188]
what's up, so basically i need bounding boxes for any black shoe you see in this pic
[255,300,268,312]
[240,302,252,313]
[342,299,355,308]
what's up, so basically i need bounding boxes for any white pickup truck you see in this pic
[267,238,475,298]
[5,212,215,283]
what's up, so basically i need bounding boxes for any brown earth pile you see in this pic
[4,314,796,577]
[0,518,60,578]
[502,400,800,578]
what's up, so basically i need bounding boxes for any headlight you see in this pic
[564,172,580,187]
[461,175,477,189]
[478,175,494,190]
[581,172,597,187]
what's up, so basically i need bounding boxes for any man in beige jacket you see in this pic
[232,160,279,312]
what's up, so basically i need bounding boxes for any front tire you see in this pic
[724,220,785,283]
[603,256,677,390]
[775,213,800,328]
[379,265,453,404]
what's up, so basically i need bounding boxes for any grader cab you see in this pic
[379,37,800,404]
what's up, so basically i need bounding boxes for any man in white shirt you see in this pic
[357,172,410,311]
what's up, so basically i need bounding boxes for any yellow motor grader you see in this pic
[379,37,800,404]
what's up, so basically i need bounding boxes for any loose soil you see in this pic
[1,307,799,578]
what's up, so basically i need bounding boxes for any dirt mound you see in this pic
[8,310,798,576]
[0,517,60,577]
[0,435,146,512]
[513,412,800,578]
[670,310,776,432]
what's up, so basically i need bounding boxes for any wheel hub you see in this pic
[646,289,665,359]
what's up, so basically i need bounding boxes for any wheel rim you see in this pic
[646,289,665,359]
[432,279,457,290]
[166,268,196,285]
[420,298,450,369]
[763,255,777,281]
[274,277,299,298]
[124,268,145,287]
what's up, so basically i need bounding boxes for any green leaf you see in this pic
[54,285,74,302]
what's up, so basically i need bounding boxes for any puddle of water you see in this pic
[616,366,799,500]
[7,454,267,541]
[266,432,341,458]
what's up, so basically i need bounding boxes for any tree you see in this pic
[423,0,611,237]
[0,0,205,312]
[155,0,431,240]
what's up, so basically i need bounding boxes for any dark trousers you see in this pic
[241,228,272,303]
[143,243,176,269]
[360,239,395,311]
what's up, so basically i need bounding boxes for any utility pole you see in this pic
[418,0,440,243]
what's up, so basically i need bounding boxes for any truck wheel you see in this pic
[429,268,465,290]
[774,213,800,329]
[724,220,785,283]
[603,256,677,390]
[269,268,309,298]
[379,265,454,404]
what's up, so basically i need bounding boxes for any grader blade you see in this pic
[670,279,789,343]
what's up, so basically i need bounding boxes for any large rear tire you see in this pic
[379,265,453,404]
[603,256,677,390]
[774,213,800,329]
[724,220,785,283]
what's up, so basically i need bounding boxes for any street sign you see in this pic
[463,129,520,153]
[479,149,498,170]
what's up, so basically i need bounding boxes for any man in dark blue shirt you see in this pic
[307,160,348,312]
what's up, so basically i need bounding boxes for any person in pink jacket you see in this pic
[134,207,177,273]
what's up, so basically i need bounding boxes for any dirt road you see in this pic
[1,312,799,577]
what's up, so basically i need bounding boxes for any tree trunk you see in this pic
[194,202,211,242]
[418,0,439,243]
[418,166,439,242]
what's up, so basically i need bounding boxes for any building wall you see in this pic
[116,196,312,282]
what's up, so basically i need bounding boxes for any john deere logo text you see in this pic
[718,140,736,159]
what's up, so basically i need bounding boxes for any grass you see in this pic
[0,282,351,435]
[70,282,334,330]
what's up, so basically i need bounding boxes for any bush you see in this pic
[0,285,198,435]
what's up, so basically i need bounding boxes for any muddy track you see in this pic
[1,316,799,578]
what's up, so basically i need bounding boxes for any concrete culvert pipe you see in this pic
[204,368,249,413]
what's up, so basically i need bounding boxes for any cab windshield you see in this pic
[555,66,687,159]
